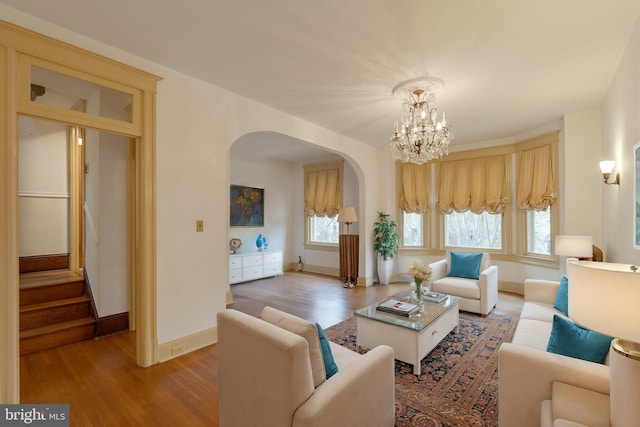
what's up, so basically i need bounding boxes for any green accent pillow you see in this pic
[316,323,338,379]
[546,315,613,364]
[447,251,483,280]
[553,276,569,316]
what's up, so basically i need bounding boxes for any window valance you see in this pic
[437,155,507,214]
[304,161,342,217]
[517,145,556,211]
[399,163,430,214]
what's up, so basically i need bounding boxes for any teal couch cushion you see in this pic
[447,251,483,280]
[316,323,338,379]
[546,315,612,364]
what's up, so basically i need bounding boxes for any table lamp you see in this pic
[555,235,593,258]
[567,260,640,427]
[339,207,358,288]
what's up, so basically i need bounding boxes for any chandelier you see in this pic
[389,77,453,164]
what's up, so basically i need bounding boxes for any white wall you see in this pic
[18,117,68,257]
[150,65,381,343]
[229,150,294,262]
[563,109,604,245]
[602,15,640,266]
[83,91,130,318]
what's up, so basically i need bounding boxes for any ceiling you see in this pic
[3,1,640,162]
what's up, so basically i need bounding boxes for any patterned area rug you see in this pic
[324,311,517,427]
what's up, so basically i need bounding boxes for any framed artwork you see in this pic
[230,185,264,227]
[635,142,640,249]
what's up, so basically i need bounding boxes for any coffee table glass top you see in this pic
[354,292,461,332]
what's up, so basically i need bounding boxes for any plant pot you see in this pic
[377,254,393,285]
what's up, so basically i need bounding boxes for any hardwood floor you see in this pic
[20,271,523,426]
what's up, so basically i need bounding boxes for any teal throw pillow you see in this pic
[546,315,613,364]
[447,251,483,280]
[316,323,338,379]
[553,276,569,316]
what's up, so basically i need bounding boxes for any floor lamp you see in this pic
[567,261,640,427]
[339,207,358,289]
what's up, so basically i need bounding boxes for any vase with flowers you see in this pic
[408,261,432,302]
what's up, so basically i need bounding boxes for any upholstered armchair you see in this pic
[428,251,498,317]
[217,307,396,427]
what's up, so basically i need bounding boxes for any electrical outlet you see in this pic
[196,220,204,232]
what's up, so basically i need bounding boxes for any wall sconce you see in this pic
[599,160,620,185]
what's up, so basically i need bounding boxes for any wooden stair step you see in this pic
[19,270,84,289]
[20,296,90,330]
[19,271,85,306]
[20,317,95,356]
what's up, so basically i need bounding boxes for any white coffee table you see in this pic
[354,293,461,375]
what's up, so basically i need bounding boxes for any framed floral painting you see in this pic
[230,185,264,227]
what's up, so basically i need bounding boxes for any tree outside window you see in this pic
[309,215,339,244]
[403,212,423,246]
[444,211,502,249]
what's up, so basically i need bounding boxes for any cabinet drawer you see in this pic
[263,252,283,265]
[242,255,263,267]
[229,269,242,284]
[229,256,241,269]
[243,266,263,281]
[263,263,282,277]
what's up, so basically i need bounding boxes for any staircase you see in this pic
[20,270,96,355]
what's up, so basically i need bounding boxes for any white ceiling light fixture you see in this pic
[389,76,454,164]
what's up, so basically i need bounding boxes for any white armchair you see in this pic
[217,307,396,427]
[428,251,498,317]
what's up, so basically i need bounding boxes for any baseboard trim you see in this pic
[499,280,524,295]
[299,264,339,277]
[19,254,69,273]
[96,312,129,337]
[226,291,233,307]
[158,327,217,363]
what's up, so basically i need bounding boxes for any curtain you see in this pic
[304,168,341,217]
[437,155,507,214]
[399,163,430,213]
[517,145,556,210]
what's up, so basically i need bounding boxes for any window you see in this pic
[304,160,343,248]
[403,212,423,246]
[526,208,551,255]
[444,211,502,249]
[308,215,339,245]
[397,131,559,263]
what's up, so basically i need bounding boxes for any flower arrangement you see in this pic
[408,261,432,301]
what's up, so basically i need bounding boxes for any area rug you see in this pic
[324,311,517,427]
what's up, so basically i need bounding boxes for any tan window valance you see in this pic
[517,145,556,211]
[304,161,342,217]
[399,163,430,213]
[437,155,507,214]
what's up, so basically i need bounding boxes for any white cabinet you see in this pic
[229,250,283,284]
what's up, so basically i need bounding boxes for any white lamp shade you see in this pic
[555,235,593,257]
[599,160,615,174]
[339,206,358,223]
[567,261,640,343]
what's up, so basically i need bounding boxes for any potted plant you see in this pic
[373,211,399,285]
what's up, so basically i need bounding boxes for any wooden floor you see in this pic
[20,271,523,426]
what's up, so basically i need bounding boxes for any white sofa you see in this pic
[429,251,498,317]
[498,279,611,427]
[217,307,396,427]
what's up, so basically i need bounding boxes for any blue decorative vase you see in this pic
[256,234,264,250]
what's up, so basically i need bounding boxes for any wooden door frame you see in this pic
[0,21,161,402]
